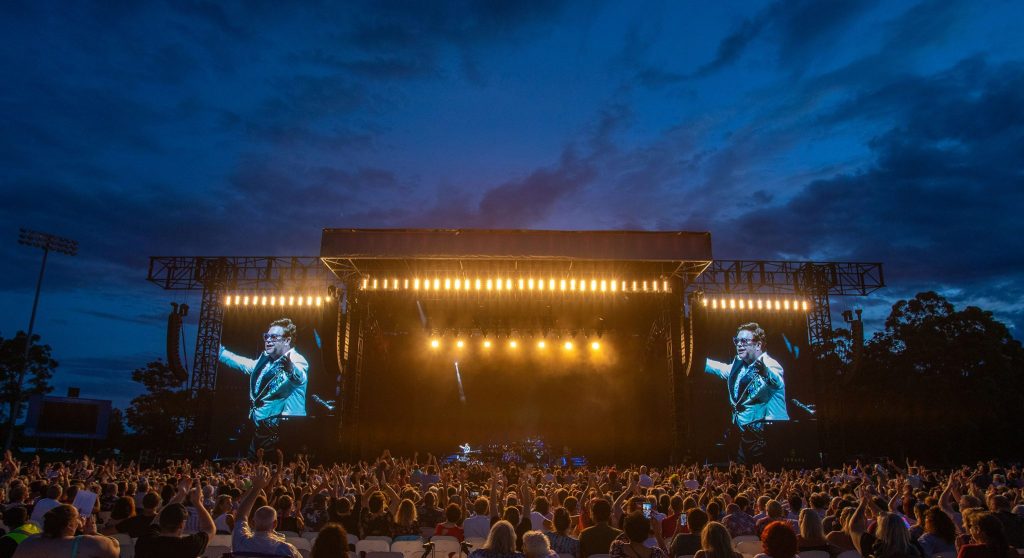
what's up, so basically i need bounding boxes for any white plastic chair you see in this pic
[357,539,393,557]
[733,535,760,546]
[289,537,313,552]
[210,534,232,547]
[349,533,361,547]
[429,538,462,558]
[465,538,486,549]
[393,539,428,558]
[835,550,861,558]
[366,536,394,544]
[736,540,762,556]
[302,530,319,542]
[799,551,831,558]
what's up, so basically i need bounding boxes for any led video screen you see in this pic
[211,304,339,457]
[689,302,817,461]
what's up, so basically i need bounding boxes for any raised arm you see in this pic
[237,466,272,525]
[189,480,216,539]
[218,346,257,375]
[705,358,730,380]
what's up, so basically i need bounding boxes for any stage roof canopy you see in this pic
[320,228,713,282]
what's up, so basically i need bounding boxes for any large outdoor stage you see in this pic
[148,228,884,464]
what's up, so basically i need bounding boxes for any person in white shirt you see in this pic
[29,485,62,525]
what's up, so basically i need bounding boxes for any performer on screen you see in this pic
[704,321,788,463]
[219,318,308,455]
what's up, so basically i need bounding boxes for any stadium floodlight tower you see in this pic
[5,229,78,451]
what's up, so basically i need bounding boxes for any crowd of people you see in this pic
[0,449,1021,558]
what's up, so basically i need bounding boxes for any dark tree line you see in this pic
[818,291,1024,463]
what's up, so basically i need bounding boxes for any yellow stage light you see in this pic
[362,278,368,289]
[433,278,440,290]
[445,278,451,290]
[474,278,481,290]
[316,297,323,306]
[528,278,535,290]
[430,339,440,349]
[537,340,546,349]
[243,296,250,305]
[414,278,420,290]
[518,278,525,290]
[570,279,577,291]
[738,299,745,309]
[506,278,512,290]
[456,340,465,349]
[564,341,573,350]
[590,279,597,291]
[600,280,607,292]
[372,279,378,289]
[496,278,502,291]
[632,280,638,291]
[509,340,518,349]
[784,300,791,310]
[802,301,809,311]
[611,280,618,292]
[711,299,718,309]
[591,341,600,350]
[483,340,492,348]
[729,299,736,309]
[663,280,669,292]
[549,278,555,290]
[289,296,295,305]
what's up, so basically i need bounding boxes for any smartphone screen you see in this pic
[642,502,652,519]
[680,513,688,526]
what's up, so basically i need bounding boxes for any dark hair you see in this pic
[686,508,710,535]
[42,505,78,538]
[737,322,766,345]
[445,503,462,524]
[974,512,1011,557]
[142,492,162,510]
[761,521,798,558]
[312,522,349,558]
[534,496,550,515]
[270,318,297,341]
[159,503,188,530]
[2,506,28,528]
[591,498,612,522]
[924,507,956,544]
[111,496,136,520]
[623,511,650,543]
[553,507,571,533]
[368,491,386,514]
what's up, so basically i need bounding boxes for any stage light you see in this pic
[580,279,587,292]
[475,278,481,290]
[224,296,231,306]
[600,280,607,292]
[663,280,669,292]
[528,278,535,290]
[445,278,451,290]
[549,278,555,290]
[784,300,791,310]
[486,278,493,291]
[738,299,745,309]
[456,339,465,349]
[362,278,368,290]
[570,279,577,291]
[392,278,398,290]
[403,279,408,290]
[413,278,420,290]
[509,340,518,349]
[757,299,763,309]
[372,278,378,289]
[711,299,717,309]
[243,295,250,305]
[632,280,638,292]
[611,280,617,292]
[306,296,313,305]
[591,341,600,350]
[433,278,440,290]
[483,340,492,348]
[316,296,322,306]
[643,281,648,292]
[564,341,573,350]
[289,296,295,305]
[495,278,502,291]
[775,300,781,310]
[802,300,809,311]
[537,340,546,349]
[653,281,659,292]
[506,278,512,290]
[383,279,388,289]
[590,279,597,292]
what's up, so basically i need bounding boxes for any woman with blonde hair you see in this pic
[393,498,422,541]
[469,520,524,558]
[697,521,743,558]
[797,508,832,553]
[523,530,557,558]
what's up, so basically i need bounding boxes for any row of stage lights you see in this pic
[223,294,332,307]
[430,338,601,351]
[361,276,671,294]
[702,297,809,311]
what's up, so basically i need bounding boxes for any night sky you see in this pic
[2,1,1023,411]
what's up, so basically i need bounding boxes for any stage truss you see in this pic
[148,254,882,459]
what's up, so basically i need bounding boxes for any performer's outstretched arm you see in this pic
[704,358,729,380]
[219,346,257,375]
[754,357,784,389]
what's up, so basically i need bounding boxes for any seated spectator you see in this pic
[135,480,216,557]
[13,504,119,558]
[580,499,622,558]
[436,503,466,541]
[212,494,235,535]
[796,509,833,554]
[958,512,1016,558]
[464,497,494,540]
[392,498,422,541]
[276,495,305,534]
[100,496,137,535]
[28,484,62,524]
[232,466,301,558]
[870,513,923,558]
[312,522,349,558]
[671,509,709,558]
[825,508,857,552]
[0,505,40,558]
[723,501,756,538]
[470,520,523,558]
[544,508,580,556]
[610,511,666,558]
[918,507,957,557]
[696,521,744,558]
[524,530,557,558]
[755,521,798,558]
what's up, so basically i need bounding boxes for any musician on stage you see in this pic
[704,321,788,463]
[219,318,308,456]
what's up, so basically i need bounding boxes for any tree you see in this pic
[843,292,1024,461]
[0,331,56,427]
[125,360,190,452]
